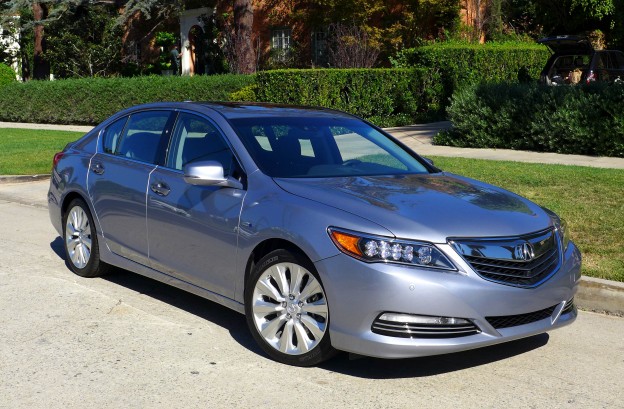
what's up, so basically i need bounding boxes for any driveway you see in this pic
[1,181,623,409]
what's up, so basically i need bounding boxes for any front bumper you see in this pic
[315,241,581,359]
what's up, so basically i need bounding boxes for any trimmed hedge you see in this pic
[254,68,444,127]
[436,82,624,158]
[0,63,16,88]
[0,74,253,125]
[392,42,551,101]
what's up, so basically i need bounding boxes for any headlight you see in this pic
[328,227,455,270]
[542,207,570,251]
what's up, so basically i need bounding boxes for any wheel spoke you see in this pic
[82,236,92,252]
[253,300,283,315]
[289,265,305,295]
[260,314,286,340]
[256,276,284,302]
[271,264,290,298]
[302,299,328,315]
[293,321,311,352]
[299,278,322,301]
[279,321,294,353]
[300,314,325,340]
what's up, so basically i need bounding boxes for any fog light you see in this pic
[378,312,470,326]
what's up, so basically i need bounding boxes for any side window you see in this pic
[117,111,171,164]
[167,113,235,176]
[102,117,128,154]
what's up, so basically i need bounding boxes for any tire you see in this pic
[245,249,336,366]
[62,199,110,278]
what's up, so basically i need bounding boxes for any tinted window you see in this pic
[167,113,236,176]
[102,117,128,154]
[612,51,624,69]
[117,111,170,164]
[230,117,430,178]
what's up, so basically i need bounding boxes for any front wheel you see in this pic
[245,249,336,366]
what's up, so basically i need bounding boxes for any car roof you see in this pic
[195,101,358,120]
[538,35,593,54]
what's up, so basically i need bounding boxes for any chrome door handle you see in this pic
[91,162,105,175]
[150,182,171,196]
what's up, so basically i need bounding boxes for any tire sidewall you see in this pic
[245,249,335,366]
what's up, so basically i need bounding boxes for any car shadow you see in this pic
[319,333,549,379]
[50,237,550,377]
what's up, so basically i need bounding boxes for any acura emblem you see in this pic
[514,242,535,261]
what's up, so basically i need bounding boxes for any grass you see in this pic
[0,128,84,175]
[1,128,622,282]
[431,156,624,283]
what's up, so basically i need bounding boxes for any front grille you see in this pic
[451,228,561,288]
[372,317,481,339]
[486,305,556,329]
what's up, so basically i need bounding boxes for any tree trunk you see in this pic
[233,0,255,74]
[33,2,50,80]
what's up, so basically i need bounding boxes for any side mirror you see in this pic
[423,157,435,166]
[183,161,243,190]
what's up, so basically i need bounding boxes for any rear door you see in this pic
[146,112,246,298]
[88,110,174,265]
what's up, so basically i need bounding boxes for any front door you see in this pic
[146,112,246,298]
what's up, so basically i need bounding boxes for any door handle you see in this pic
[91,162,105,175]
[150,182,171,196]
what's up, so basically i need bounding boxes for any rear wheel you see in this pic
[245,249,336,366]
[63,199,109,278]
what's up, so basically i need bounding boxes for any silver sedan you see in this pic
[48,102,581,366]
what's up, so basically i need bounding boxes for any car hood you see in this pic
[538,35,592,54]
[274,173,552,243]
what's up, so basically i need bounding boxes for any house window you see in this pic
[312,30,327,66]
[271,28,291,61]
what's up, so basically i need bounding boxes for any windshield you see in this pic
[229,116,430,178]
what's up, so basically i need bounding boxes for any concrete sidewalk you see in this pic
[3,120,624,169]
[386,122,624,170]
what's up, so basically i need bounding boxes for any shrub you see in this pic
[229,84,258,101]
[392,41,550,102]
[0,63,16,88]
[0,74,253,125]
[254,68,444,126]
[436,82,624,158]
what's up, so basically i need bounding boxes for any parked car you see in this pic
[539,35,624,85]
[49,102,581,366]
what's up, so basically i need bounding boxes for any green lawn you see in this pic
[1,128,622,282]
[0,128,84,175]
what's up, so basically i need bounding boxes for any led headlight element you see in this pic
[329,228,455,270]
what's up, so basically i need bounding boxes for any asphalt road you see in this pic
[1,181,623,409]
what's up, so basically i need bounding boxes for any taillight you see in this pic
[52,152,65,168]
[586,71,596,83]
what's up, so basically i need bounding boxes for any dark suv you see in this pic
[538,35,624,85]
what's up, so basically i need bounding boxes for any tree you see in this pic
[232,0,254,73]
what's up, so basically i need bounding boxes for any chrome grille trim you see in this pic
[372,318,481,339]
[450,228,561,288]
[562,298,576,315]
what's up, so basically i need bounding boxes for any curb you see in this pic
[0,174,50,184]
[577,276,624,317]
